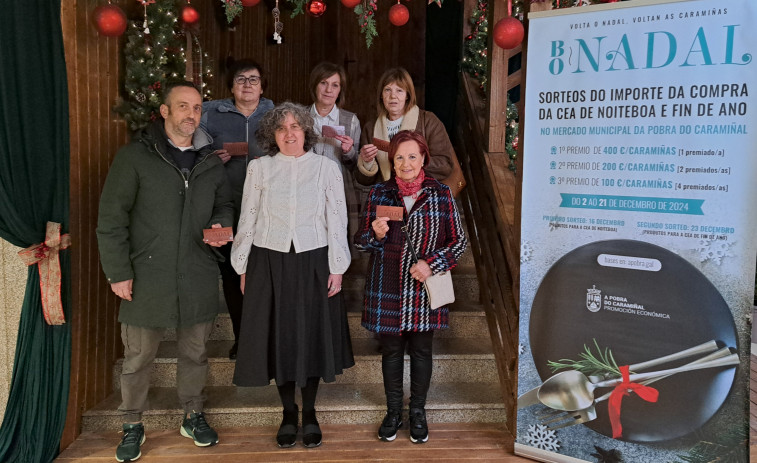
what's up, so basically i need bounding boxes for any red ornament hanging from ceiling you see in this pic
[92,3,128,37]
[340,0,361,8]
[492,16,523,49]
[389,2,409,26]
[181,4,200,24]
[306,0,327,17]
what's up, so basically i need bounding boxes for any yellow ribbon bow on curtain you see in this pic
[17,222,71,325]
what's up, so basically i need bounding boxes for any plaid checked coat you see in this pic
[354,176,467,333]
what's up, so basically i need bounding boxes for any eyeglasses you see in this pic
[234,75,261,86]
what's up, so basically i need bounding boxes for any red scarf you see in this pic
[396,169,425,197]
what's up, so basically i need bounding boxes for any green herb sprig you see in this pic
[547,339,621,379]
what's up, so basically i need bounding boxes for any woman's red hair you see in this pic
[388,130,430,167]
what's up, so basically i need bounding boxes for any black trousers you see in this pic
[219,243,242,342]
[379,331,434,411]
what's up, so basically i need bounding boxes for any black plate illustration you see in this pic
[528,239,738,442]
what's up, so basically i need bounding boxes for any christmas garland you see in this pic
[221,0,243,22]
[355,0,378,48]
[461,0,521,172]
[220,0,438,48]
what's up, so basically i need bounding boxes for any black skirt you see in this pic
[233,245,355,387]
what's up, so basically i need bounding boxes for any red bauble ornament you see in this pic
[492,17,524,49]
[181,5,200,24]
[389,3,409,26]
[241,0,261,6]
[340,0,361,8]
[306,0,327,17]
[92,4,127,37]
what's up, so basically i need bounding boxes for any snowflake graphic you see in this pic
[694,238,735,265]
[521,241,534,263]
[518,343,525,355]
[574,0,592,5]
[525,424,560,452]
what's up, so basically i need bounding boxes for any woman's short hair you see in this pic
[388,130,430,167]
[309,62,347,106]
[226,58,267,92]
[257,102,318,156]
[375,67,417,118]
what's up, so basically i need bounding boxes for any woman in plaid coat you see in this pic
[354,130,467,444]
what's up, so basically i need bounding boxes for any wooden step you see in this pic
[81,382,506,433]
[111,337,498,390]
[58,423,528,462]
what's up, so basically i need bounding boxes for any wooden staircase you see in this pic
[81,221,506,436]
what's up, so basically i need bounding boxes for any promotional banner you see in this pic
[516,0,756,461]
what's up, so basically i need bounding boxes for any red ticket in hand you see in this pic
[203,227,234,243]
[223,142,248,156]
[372,138,391,152]
[375,205,404,221]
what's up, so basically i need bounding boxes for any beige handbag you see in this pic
[422,270,455,310]
[401,221,455,310]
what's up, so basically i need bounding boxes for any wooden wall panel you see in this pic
[61,0,127,449]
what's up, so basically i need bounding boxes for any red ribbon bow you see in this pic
[607,365,659,438]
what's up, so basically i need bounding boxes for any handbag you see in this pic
[441,151,467,198]
[401,220,455,310]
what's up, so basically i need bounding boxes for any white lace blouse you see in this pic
[230,151,351,275]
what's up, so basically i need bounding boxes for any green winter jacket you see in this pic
[96,122,233,328]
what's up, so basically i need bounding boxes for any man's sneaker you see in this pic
[377,409,403,441]
[116,422,145,462]
[180,412,219,447]
[409,408,429,444]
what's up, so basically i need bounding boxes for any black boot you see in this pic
[301,409,322,448]
[276,405,298,448]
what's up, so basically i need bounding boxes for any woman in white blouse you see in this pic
[230,102,354,449]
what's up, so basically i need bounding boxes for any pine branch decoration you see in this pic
[355,1,378,48]
[289,0,307,18]
[222,0,243,23]
[547,339,621,378]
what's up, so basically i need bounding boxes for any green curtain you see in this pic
[0,0,72,462]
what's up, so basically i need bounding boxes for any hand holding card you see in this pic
[375,205,404,221]
[223,142,248,156]
[203,227,234,243]
[322,125,346,138]
[372,138,391,152]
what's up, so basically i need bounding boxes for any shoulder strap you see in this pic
[400,218,419,264]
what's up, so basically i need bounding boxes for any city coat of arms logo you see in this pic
[586,285,601,312]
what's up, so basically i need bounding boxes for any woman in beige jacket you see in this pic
[355,67,454,186]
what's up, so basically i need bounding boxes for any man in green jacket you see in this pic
[97,82,233,462]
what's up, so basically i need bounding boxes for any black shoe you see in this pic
[409,408,428,443]
[116,422,145,462]
[180,412,219,447]
[377,410,402,442]
[302,409,322,448]
[228,342,238,360]
[276,405,298,448]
